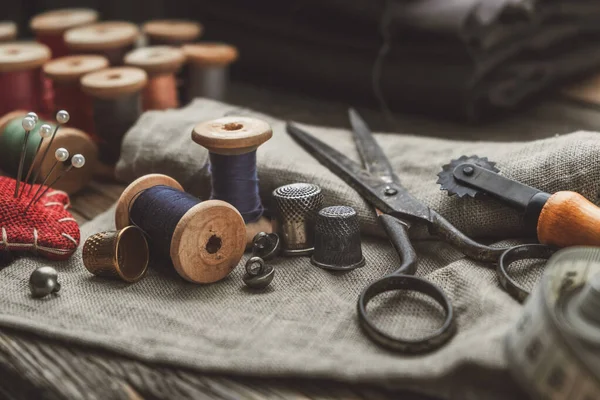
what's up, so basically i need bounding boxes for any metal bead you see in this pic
[55,148,69,162]
[56,110,70,124]
[252,232,281,260]
[39,124,53,138]
[22,116,36,131]
[71,154,85,168]
[29,266,61,298]
[26,112,38,123]
[243,256,274,290]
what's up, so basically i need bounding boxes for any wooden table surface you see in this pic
[2,79,600,399]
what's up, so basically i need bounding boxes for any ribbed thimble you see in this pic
[312,206,365,270]
[82,226,149,283]
[272,183,323,255]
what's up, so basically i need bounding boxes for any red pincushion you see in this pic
[0,176,79,261]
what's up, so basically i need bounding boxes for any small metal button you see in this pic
[252,232,281,260]
[243,256,274,290]
[29,266,61,298]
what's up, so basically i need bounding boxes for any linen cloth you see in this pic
[1,99,599,400]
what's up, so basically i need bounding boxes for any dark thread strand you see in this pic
[130,185,199,257]
[209,151,263,223]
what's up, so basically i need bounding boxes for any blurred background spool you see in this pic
[115,174,246,284]
[30,8,98,59]
[81,66,147,179]
[192,116,273,246]
[124,46,184,110]
[0,42,50,118]
[0,110,98,194]
[43,55,109,136]
[181,43,238,103]
[64,21,139,66]
[142,20,202,46]
[0,22,17,42]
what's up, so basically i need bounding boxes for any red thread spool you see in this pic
[0,22,17,42]
[0,42,51,118]
[30,9,98,59]
[65,22,140,66]
[124,46,184,110]
[43,55,109,136]
[142,20,202,46]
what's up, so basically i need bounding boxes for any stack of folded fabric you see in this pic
[194,0,600,120]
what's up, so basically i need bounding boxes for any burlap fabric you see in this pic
[1,99,599,400]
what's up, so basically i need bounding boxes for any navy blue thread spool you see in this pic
[81,66,147,180]
[192,116,273,246]
[115,173,246,283]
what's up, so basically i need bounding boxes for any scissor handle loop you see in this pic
[497,244,555,303]
[357,274,457,353]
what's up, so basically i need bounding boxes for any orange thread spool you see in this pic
[142,20,202,46]
[30,9,98,58]
[43,55,109,136]
[65,22,140,66]
[124,46,184,110]
[0,43,51,117]
[0,22,17,42]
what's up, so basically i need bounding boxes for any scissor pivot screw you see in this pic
[384,186,397,196]
[462,166,475,176]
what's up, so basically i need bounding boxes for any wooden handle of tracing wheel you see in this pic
[537,191,600,247]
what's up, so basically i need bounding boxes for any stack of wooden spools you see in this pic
[0,9,239,185]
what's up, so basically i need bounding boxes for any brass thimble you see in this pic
[82,226,149,283]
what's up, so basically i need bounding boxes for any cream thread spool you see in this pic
[181,43,238,103]
[142,20,202,46]
[115,174,246,284]
[192,116,273,246]
[0,22,17,42]
[64,21,140,66]
[81,66,147,179]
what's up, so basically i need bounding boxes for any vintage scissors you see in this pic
[286,109,525,353]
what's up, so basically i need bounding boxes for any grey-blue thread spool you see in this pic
[182,43,238,103]
[115,173,246,284]
[192,116,273,246]
[81,66,147,177]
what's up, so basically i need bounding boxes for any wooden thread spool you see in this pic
[182,43,238,103]
[0,42,50,118]
[0,22,17,42]
[30,8,98,59]
[81,67,147,179]
[65,22,139,66]
[124,46,185,111]
[192,116,273,246]
[0,110,98,194]
[142,20,202,46]
[43,55,109,136]
[115,174,246,283]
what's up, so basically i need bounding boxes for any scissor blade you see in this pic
[286,123,432,222]
[348,108,396,184]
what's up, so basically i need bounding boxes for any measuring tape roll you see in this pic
[505,246,600,400]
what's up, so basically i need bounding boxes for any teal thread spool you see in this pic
[0,111,98,194]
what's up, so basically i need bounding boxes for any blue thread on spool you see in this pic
[129,185,199,257]
[209,151,264,223]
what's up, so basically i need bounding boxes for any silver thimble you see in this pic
[312,206,365,271]
[272,183,323,255]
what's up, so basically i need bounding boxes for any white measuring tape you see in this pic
[505,247,600,400]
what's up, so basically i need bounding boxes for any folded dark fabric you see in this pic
[188,0,600,120]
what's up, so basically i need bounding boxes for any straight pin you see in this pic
[25,148,69,212]
[14,116,37,198]
[31,154,86,206]
[27,110,70,196]
[20,123,53,198]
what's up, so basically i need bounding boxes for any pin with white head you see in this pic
[28,110,70,196]
[14,115,38,198]
[26,148,69,211]
[21,123,53,198]
[30,154,85,208]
